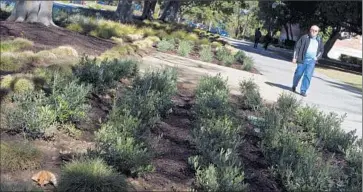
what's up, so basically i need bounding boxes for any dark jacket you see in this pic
[293,34,324,63]
[255,30,262,40]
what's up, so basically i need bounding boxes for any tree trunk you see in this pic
[141,0,156,20]
[159,1,180,22]
[289,23,294,40]
[115,0,134,23]
[322,29,341,58]
[284,24,290,40]
[241,14,250,39]
[7,0,55,26]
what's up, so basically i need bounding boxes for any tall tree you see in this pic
[159,0,181,22]
[7,0,55,26]
[115,0,134,23]
[317,1,362,58]
[141,0,157,20]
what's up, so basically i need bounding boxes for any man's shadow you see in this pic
[265,82,292,91]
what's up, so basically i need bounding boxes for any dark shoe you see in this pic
[292,87,296,92]
[301,92,307,97]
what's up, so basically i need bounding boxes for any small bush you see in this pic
[216,47,235,66]
[49,76,91,123]
[145,36,161,43]
[276,93,300,119]
[211,41,223,48]
[13,78,34,93]
[196,74,229,95]
[0,52,32,72]
[169,30,188,40]
[239,79,262,111]
[131,68,177,118]
[94,120,153,175]
[345,141,362,191]
[0,141,42,172]
[0,38,33,52]
[234,50,246,64]
[2,91,57,138]
[74,57,138,92]
[157,39,175,52]
[66,23,83,33]
[242,56,254,71]
[199,45,213,62]
[58,158,128,192]
[197,38,210,46]
[177,40,193,57]
[185,33,199,42]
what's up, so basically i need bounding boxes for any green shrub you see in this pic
[193,117,241,159]
[239,79,262,111]
[234,51,246,64]
[0,38,33,52]
[199,45,213,62]
[242,56,254,71]
[198,38,210,46]
[48,76,91,123]
[66,23,84,33]
[276,93,300,119]
[177,40,193,57]
[94,111,153,176]
[74,57,138,92]
[58,158,128,192]
[196,74,229,96]
[131,68,177,118]
[169,30,188,40]
[1,91,57,138]
[157,39,175,52]
[185,33,199,42]
[344,141,362,191]
[216,47,235,66]
[0,141,42,172]
[13,78,34,93]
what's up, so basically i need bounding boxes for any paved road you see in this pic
[227,39,362,138]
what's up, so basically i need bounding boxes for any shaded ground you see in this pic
[0,21,116,56]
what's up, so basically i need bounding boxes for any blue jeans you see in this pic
[292,58,316,93]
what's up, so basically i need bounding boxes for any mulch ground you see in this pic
[0,21,116,56]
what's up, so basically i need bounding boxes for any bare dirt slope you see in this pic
[0,21,116,56]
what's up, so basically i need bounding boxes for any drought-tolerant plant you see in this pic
[216,47,235,66]
[177,40,193,57]
[58,158,128,192]
[199,45,213,62]
[157,38,175,52]
[1,91,57,139]
[74,57,138,92]
[0,181,41,192]
[0,52,34,72]
[234,50,246,64]
[344,140,362,191]
[94,115,153,175]
[48,75,91,123]
[276,93,300,120]
[211,41,223,48]
[242,56,254,71]
[0,38,33,52]
[196,74,229,95]
[0,141,42,172]
[239,79,262,111]
[131,68,177,118]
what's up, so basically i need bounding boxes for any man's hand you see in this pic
[292,59,297,64]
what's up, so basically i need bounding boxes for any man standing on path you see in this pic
[292,25,324,97]
[254,28,262,48]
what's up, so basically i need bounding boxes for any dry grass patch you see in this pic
[0,38,33,52]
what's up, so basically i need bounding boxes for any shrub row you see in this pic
[189,74,247,191]
[248,93,362,191]
[91,68,177,176]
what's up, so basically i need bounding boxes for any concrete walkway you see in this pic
[226,39,362,138]
[141,43,361,137]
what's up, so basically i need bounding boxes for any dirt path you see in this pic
[0,21,116,56]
